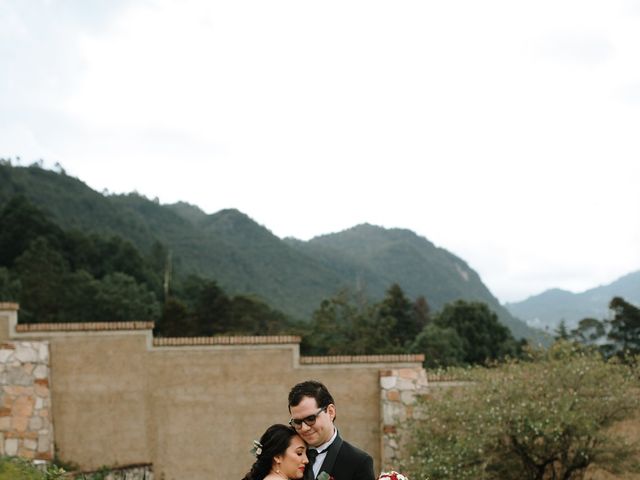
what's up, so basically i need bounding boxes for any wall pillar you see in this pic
[0,339,54,461]
[379,367,428,471]
[0,302,19,342]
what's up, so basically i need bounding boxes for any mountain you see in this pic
[505,271,640,331]
[285,224,536,340]
[0,164,541,340]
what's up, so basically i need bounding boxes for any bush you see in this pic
[400,343,640,480]
[0,457,65,480]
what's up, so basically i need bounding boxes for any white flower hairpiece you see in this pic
[250,439,263,457]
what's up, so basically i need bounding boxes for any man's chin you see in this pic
[300,433,319,445]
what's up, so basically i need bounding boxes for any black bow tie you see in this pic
[307,445,329,466]
[305,446,329,480]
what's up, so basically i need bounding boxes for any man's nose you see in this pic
[299,422,312,431]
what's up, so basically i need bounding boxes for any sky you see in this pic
[2,0,640,304]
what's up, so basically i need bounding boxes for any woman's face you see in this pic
[274,435,308,479]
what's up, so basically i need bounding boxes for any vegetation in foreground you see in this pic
[0,457,124,480]
[0,457,63,480]
[400,342,640,480]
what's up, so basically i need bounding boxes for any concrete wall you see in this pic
[2,304,425,480]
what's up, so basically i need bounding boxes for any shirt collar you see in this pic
[315,426,337,452]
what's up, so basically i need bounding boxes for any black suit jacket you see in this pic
[309,430,375,480]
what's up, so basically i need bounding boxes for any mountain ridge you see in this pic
[0,163,541,340]
[505,271,640,330]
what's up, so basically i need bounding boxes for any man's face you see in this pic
[289,396,335,447]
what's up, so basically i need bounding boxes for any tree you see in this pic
[0,195,64,267]
[92,272,160,321]
[15,237,69,323]
[147,240,171,299]
[379,283,416,347]
[433,300,518,364]
[378,284,432,348]
[554,319,569,340]
[155,296,193,337]
[228,294,293,335]
[570,297,639,362]
[60,269,100,322]
[412,295,431,330]
[304,290,371,355]
[608,296,640,359]
[569,317,606,345]
[410,323,465,368]
[401,342,640,480]
[181,276,232,335]
[0,266,20,302]
[303,289,402,355]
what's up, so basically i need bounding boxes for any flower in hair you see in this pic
[250,439,263,457]
[378,471,409,480]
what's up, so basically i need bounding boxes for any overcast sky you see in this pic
[2,0,640,304]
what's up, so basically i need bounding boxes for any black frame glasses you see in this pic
[289,406,328,429]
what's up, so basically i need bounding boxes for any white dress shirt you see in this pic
[311,427,338,478]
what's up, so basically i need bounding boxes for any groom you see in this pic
[288,380,376,480]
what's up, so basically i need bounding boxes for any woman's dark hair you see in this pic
[242,424,298,480]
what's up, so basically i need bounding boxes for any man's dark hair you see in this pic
[288,380,335,411]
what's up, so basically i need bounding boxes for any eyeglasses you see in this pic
[289,406,328,429]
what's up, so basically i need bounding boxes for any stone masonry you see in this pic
[0,340,54,461]
[379,367,429,471]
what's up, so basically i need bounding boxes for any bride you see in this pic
[242,424,309,480]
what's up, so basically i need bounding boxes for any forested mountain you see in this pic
[505,271,640,331]
[0,163,539,340]
[285,225,535,340]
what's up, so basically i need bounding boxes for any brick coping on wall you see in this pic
[153,335,302,346]
[300,354,425,364]
[7,315,425,364]
[0,302,19,310]
[13,322,303,346]
[15,321,155,332]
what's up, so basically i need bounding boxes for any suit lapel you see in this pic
[317,430,343,477]
[304,465,315,480]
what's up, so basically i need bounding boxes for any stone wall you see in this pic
[0,339,54,461]
[379,368,429,470]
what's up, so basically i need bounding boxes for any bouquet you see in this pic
[378,471,409,480]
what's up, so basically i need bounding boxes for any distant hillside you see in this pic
[505,271,640,331]
[0,164,541,341]
[285,224,537,340]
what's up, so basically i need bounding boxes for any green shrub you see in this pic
[400,343,640,480]
[0,456,65,480]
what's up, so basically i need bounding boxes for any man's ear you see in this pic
[327,403,336,422]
